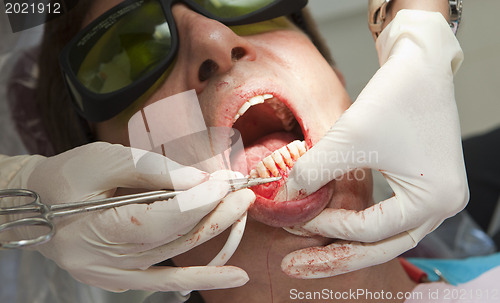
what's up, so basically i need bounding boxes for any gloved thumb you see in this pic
[27,142,208,203]
[284,110,368,199]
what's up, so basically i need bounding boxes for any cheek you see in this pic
[95,121,130,146]
[272,34,332,84]
[262,32,351,140]
[141,81,182,108]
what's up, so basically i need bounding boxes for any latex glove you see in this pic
[1,142,255,292]
[281,10,468,278]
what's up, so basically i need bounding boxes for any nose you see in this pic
[172,5,257,90]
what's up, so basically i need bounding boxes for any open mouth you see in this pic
[231,93,334,227]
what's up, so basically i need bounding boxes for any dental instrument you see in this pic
[0,176,281,249]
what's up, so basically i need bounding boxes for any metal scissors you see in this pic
[0,176,280,249]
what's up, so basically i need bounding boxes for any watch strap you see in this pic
[449,0,463,35]
[368,0,391,40]
[368,0,463,40]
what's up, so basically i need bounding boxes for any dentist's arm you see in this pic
[1,142,254,292]
[281,3,468,278]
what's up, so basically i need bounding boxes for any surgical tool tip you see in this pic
[249,176,282,186]
[266,176,282,182]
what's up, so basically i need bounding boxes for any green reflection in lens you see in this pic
[77,0,171,94]
[194,0,275,18]
[229,16,292,36]
[114,60,176,125]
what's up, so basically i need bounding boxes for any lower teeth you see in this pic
[249,140,306,178]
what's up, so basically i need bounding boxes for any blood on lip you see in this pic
[227,91,328,227]
[247,143,333,227]
[251,160,291,200]
[249,185,333,227]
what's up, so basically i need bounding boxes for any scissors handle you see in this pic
[0,177,280,249]
[0,189,41,213]
[0,189,55,248]
[0,217,54,249]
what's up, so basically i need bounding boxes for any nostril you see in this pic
[198,48,246,82]
[231,47,246,61]
[198,59,219,82]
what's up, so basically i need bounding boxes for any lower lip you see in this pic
[248,179,334,227]
[239,132,333,227]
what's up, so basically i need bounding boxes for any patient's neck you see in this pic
[176,221,417,303]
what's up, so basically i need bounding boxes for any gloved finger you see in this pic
[284,107,424,199]
[283,126,358,198]
[120,189,255,269]
[94,179,230,245]
[96,266,249,292]
[298,196,425,242]
[99,143,209,190]
[208,212,247,266]
[284,66,461,199]
[300,184,462,243]
[27,142,209,205]
[281,232,416,279]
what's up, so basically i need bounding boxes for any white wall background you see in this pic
[308,0,500,139]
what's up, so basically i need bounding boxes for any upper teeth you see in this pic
[233,94,273,122]
[233,94,298,132]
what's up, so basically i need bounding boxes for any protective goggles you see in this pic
[59,0,308,122]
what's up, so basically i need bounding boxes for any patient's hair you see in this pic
[34,0,334,155]
[35,0,92,155]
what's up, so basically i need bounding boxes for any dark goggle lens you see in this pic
[75,0,171,94]
[193,0,275,18]
[71,0,286,96]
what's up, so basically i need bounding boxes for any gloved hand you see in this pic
[1,142,255,292]
[281,10,468,278]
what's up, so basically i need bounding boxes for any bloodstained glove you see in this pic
[1,142,255,292]
[281,10,468,278]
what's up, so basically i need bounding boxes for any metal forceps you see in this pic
[0,176,281,249]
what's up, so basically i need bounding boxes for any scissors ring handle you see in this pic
[0,188,38,199]
[0,217,55,249]
[0,189,40,208]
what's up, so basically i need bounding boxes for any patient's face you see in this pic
[89,1,373,229]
